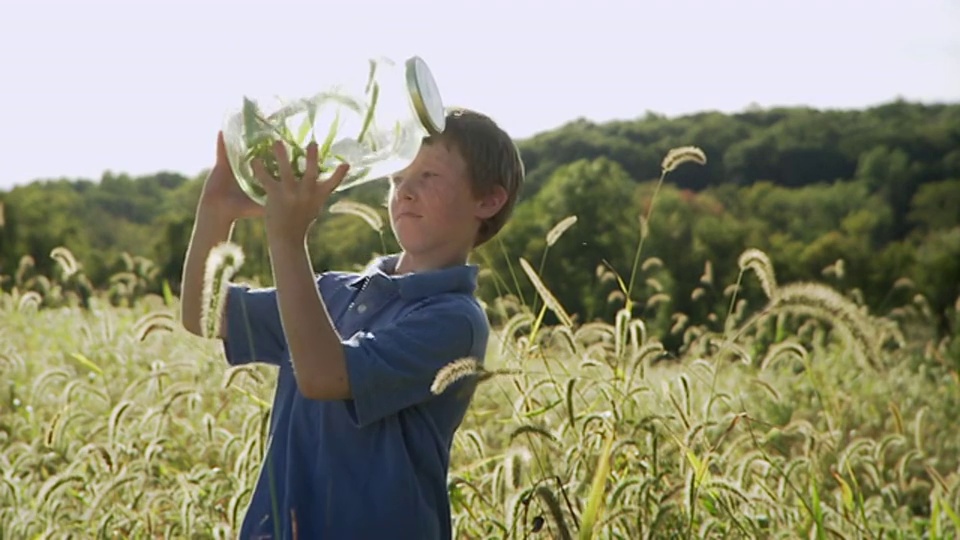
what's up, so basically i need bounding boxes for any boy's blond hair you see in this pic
[423,108,525,247]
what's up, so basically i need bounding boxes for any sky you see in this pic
[0,0,957,190]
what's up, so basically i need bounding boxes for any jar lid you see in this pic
[405,56,446,135]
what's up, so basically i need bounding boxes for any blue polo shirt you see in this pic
[220,254,488,539]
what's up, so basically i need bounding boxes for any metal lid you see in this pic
[405,56,445,135]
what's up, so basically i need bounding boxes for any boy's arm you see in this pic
[180,204,290,367]
[177,133,289,366]
[180,208,234,338]
[268,236,484,425]
[268,238,349,399]
[342,296,485,428]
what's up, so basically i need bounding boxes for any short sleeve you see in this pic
[221,283,287,367]
[341,297,485,427]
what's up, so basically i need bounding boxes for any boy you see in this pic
[179,108,525,539]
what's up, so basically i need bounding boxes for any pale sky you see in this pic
[1,0,957,190]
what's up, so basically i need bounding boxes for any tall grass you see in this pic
[1,146,958,538]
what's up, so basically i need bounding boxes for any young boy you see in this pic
[179,108,525,539]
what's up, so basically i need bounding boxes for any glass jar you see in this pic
[221,56,446,205]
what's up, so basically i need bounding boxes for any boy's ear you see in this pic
[476,185,508,219]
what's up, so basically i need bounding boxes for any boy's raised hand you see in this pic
[251,140,351,243]
[199,131,265,221]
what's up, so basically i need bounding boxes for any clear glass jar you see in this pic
[221,56,446,205]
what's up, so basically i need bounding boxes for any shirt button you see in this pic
[357,304,367,314]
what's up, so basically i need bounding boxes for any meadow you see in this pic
[1,147,959,539]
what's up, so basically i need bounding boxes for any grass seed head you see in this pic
[661,146,707,173]
[201,242,246,338]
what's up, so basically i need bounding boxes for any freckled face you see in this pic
[388,142,480,256]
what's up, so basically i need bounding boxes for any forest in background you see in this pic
[1,99,958,342]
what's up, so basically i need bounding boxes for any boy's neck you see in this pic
[394,248,470,275]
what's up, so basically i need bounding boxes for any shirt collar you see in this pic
[348,254,478,300]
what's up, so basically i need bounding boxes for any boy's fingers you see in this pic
[302,142,320,187]
[251,159,276,194]
[216,131,228,163]
[273,142,296,185]
[321,163,350,195]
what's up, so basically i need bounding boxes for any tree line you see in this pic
[1,99,957,339]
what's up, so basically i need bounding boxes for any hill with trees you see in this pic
[1,99,957,340]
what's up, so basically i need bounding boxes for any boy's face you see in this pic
[387,141,504,259]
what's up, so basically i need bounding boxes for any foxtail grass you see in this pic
[201,242,245,339]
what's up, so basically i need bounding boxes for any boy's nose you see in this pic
[396,178,418,200]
